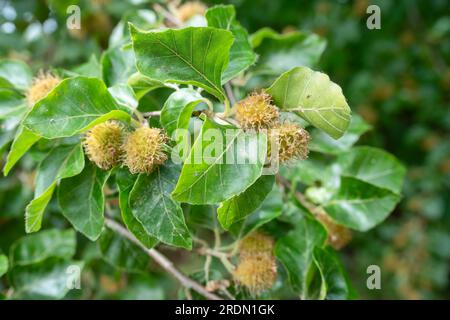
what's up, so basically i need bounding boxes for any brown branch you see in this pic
[104,218,222,300]
[224,82,237,106]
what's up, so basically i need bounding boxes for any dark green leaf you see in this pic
[309,115,371,154]
[130,25,234,100]
[0,255,7,277]
[275,215,327,297]
[206,5,256,82]
[160,88,206,137]
[0,59,32,90]
[218,175,274,229]
[10,258,83,299]
[313,247,351,300]
[99,228,149,273]
[10,229,76,266]
[172,116,266,204]
[3,127,41,176]
[116,169,158,249]
[23,77,131,139]
[26,144,85,233]
[58,162,111,241]
[323,177,401,231]
[129,163,192,249]
[337,146,406,194]
[251,28,326,76]
[267,66,351,139]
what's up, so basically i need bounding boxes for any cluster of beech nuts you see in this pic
[235,92,310,163]
[233,232,277,295]
[84,122,169,174]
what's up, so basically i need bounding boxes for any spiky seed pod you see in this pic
[315,212,352,250]
[238,232,274,258]
[26,71,61,107]
[233,253,277,295]
[83,121,125,170]
[123,127,168,174]
[233,232,277,295]
[269,122,310,163]
[235,92,280,130]
[176,1,207,22]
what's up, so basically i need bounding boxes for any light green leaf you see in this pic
[267,66,351,139]
[206,5,256,82]
[108,84,138,111]
[275,215,327,297]
[127,72,163,100]
[0,59,32,90]
[71,54,102,78]
[218,175,274,230]
[116,168,158,249]
[309,115,371,154]
[99,229,149,273]
[0,255,7,277]
[101,46,137,87]
[10,229,76,266]
[160,88,206,137]
[3,127,41,176]
[23,77,131,139]
[129,163,192,249]
[323,177,401,231]
[26,144,85,233]
[337,146,406,194]
[10,258,84,300]
[58,162,111,241]
[0,88,26,119]
[313,247,352,300]
[251,28,326,76]
[130,25,234,101]
[172,116,267,204]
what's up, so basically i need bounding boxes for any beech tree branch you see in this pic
[104,218,222,300]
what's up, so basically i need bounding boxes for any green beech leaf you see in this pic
[0,88,26,119]
[218,175,274,230]
[206,5,256,82]
[127,72,163,100]
[267,66,351,139]
[10,229,76,266]
[160,88,206,137]
[309,115,371,154]
[0,59,32,90]
[99,229,150,273]
[3,127,41,176]
[58,162,111,241]
[251,28,326,76]
[130,25,234,101]
[172,116,267,204]
[337,146,406,194]
[26,144,85,233]
[129,163,192,249]
[23,77,131,139]
[229,183,283,237]
[108,84,138,111]
[116,169,158,249]
[101,46,137,87]
[323,177,401,231]
[10,258,83,300]
[275,215,327,297]
[71,55,102,78]
[313,247,353,300]
[0,255,7,277]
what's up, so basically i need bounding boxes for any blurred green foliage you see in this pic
[0,0,449,299]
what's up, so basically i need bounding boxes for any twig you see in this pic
[224,82,237,106]
[153,3,182,27]
[142,111,161,117]
[104,218,222,300]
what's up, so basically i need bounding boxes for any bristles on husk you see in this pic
[83,121,125,170]
[269,122,310,163]
[235,92,279,130]
[123,127,168,174]
[26,71,61,107]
